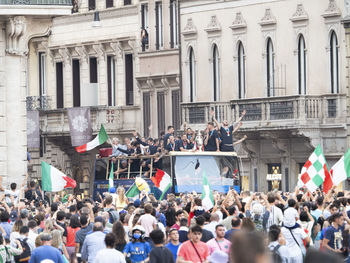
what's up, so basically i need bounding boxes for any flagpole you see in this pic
[106,159,110,180]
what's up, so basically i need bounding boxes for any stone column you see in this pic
[95,44,107,106]
[148,0,156,51]
[342,18,350,150]
[60,48,73,107]
[0,22,7,180]
[3,17,28,186]
[163,0,170,50]
[112,42,125,106]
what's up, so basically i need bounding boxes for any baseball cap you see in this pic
[9,211,18,222]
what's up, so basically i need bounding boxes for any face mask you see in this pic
[133,233,141,239]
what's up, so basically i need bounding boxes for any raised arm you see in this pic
[233,135,247,146]
[210,109,221,129]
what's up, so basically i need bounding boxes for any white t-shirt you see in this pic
[4,189,20,204]
[281,227,307,263]
[95,248,126,263]
[137,214,157,237]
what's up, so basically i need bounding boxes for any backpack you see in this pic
[107,209,119,224]
[270,244,282,263]
[253,215,264,232]
[14,238,31,263]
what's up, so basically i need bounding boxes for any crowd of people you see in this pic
[107,109,247,178]
[0,173,348,263]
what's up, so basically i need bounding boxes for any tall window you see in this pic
[266,38,275,97]
[124,0,132,5]
[106,0,113,8]
[56,62,64,109]
[39,52,46,97]
[237,42,245,99]
[298,35,306,95]
[107,56,116,106]
[155,2,163,50]
[141,4,148,29]
[89,57,98,83]
[72,59,81,107]
[212,44,220,101]
[189,47,196,102]
[125,54,134,105]
[88,0,95,10]
[330,31,339,93]
[169,0,178,48]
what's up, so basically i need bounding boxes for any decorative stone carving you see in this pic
[205,15,221,33]
[182,18,197,36]
[345,0,350,18]
[6,16,27,55]
[260,9,276,26]
[75,46,89,64]
[92,44,105,61]
[290,4,309,22]
[322,0,341,18]
[230,12,247,30]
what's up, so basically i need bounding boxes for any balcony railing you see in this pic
[181,94,346,129]
[26,96,52,111]
[0,0,71,4]
[38,106,140,135]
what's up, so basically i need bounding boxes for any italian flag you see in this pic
[109,162,114,190]
[298,144,329,192]
[201,170,214,211]
[151,169,172,200]
[126,183,140,198]
[41,161,77,192]
[76,125,108,153]
[329,149,350,187]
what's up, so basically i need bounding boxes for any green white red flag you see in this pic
[298,145,329,193]
[41,161,76,192]
[76,125,108,153]
[151,169,172,200]
[201,170,214,211]
[326,149,350,190]
[109,162,114,191]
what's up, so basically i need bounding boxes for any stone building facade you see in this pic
[180,0,350,192]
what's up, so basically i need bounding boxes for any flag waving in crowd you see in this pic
[151,169,172,200]
[202,170,214,211]
[108,162,114,191]
[75,125,108,153]
[298,144,329,193]
[41,161,76,192]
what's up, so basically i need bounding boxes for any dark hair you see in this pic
[51,202,58,213]
[267,193,276,204]
[104,233,116,248]
[167,125,174,130]
[28,220,37,229]
[194,198,202,206]
[228,206,236,216]
[69,215,80,228]
[231,217,241,227]
[19,226,29,235]
[10,183,17,190]
[304,248,343,263]
[69,205,77,213]
[231,231,266,263]
[56,211,66,221]
[0,211,10,222]
[316,197,324,206]
[77,201,84,211]
[79,214,89,226]
[330,203,339,211]
[105,195,113,205]
[180,218,188,227]
[29,181,36,188]
[144,203,153,214]
[288,199,297,208]
[268,225,280,242]
[300,211,308,222]
[241,218,255,232]
[190,225,202,234]
[112,221,126,246]
[215,224,225,230]
[195,215,205,226]
[175,210,184,218]
[150,229,164,245]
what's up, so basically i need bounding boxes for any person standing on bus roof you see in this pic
[210,109,247,152]
[163,125,174,149]
[204,122,220,152]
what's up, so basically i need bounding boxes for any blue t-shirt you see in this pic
[165,242,181,261]
[324,225,344,250]
[224,228,239,240]
[29,245,64,263]
[123,241,151,262]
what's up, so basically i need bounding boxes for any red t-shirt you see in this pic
[66,226,80,247]
[178,240,209,263]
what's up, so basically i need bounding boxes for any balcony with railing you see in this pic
[0,0,73,15]
[181,94,346,131]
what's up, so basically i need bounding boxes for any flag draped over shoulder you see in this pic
[76,125,108,153]
[151,169,172,200]
[41,161,76,192]
[201,170,214,211]
[298,145,329,193]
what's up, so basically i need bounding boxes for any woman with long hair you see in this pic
[115,187,128,212]
[10,220,23,244]
[51,229,70,262]
[112,221,127,252]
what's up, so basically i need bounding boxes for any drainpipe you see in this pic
[178,0,183,124]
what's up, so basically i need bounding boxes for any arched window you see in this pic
[298,35,306,95]
[330,31,339,93]
[189,47,196,102]
[266,38,274,97]
[237,42,245,99]
[213,44,220,101]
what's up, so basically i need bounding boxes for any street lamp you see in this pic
[92,11,101,28]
